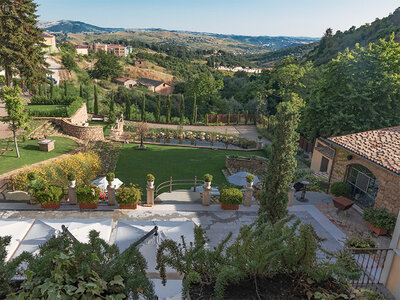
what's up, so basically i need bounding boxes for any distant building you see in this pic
[216,66,263,74]
[75,45,89,55]
[138,78,173,95]
[133,59,147,68]
[125,46,133,56]
[41,32,56,53]
[89,43,108,53]
[107,45,127,57]
[112,77,137,88]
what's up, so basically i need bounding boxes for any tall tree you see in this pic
[180,95,185,124]
[61,53,76,75]
[93,84,99,115]
[93,51,122,80]
[125,96,131,120]
[191,94,197,125]
[79,84,83,98]
[259,94,304,223]
[0,86,29,158]
[166,95,171,124]
[85,92,90,112]
[49,77,54,100]
[108,93,116,123]
[64,81,68,98]
[156,95,161,123]
[0,0,47,87]
[141,94,146,121]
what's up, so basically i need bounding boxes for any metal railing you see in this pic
[347,247,392,293]
[155,176,204,196]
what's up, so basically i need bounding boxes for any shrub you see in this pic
[246,173,255,183]
[258,135,263,140]
[27,172,36,181]
[106,172,115,183]
[344,234,376,249]
[220,188,243,205]
[65,97,84,117]
[204,174,213,182]
[146,174,155,182]
[116,184,141,205]
[67,172,76,181]
[34,186,64,205]
[330,182,351,197]
[363,207,396,230]
[76,184,101,204]
[263,143,272,158]
[28,177,47,197]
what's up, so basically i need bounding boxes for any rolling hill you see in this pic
[38,20,124,34]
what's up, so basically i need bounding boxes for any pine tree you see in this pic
[141,94,146,121]
[80,84,83,98]
[166,95,171,124]
[259,94,304,223]
[0,0,47,87]
[180,95,185,124]
[191,94,197,125]
[93,85,99,115]
[156,95,161,122]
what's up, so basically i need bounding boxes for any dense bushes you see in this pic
[219,188,243,204]
[330,182,351,197]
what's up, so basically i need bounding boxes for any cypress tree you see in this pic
[191,94,196,125]
[205,113,209,126]
[227,112,230,125]
[125,96,131,120]
[245,110,248,125]
[64,81,68,98]
[237,112,240,125]
[93,85,99,115]
[39,84,44,97]
[180,95,185,124]
[166,95,171,124]
[156,95,161,122]
[258,94,304,224]
[141,94,146,121]
[85,92,90,112]
[49,76,54,100]
[109,93,116,123]
[80,84,83,98]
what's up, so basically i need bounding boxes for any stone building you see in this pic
[133,59,147,68]
[311,126,400,214]
[112,77,137,88]
[41,32,56,52]
[138,78,173,95]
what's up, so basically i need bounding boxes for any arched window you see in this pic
[346,164,379,208]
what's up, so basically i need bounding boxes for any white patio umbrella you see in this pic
[191,185,220,195]
[228,172,260,187]
[91,177,123,192]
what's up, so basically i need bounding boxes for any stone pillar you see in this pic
[202,186,211,206]
[287,186,295,206]
[68,182,77,205]
[257,141,263,150]
[147,186,155,206]
[243,186,253,207]
[107,185,116,206]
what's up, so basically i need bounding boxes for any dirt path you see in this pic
[0,100,12,139]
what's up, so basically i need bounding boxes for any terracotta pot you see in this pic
[41,203,61,209]
[221,203,239,210]
[365,221,387,236]
[119,204,138,209]
[79,203,98,209]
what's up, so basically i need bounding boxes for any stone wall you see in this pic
[61,120,104,141]
[226,155,268,173]
[330,147,400,214]
[68,103,88,125]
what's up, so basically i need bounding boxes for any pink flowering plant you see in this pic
[76,184,101,204]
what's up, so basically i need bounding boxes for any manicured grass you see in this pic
[89,122,111,137]
[25,105,66,112]
[115,144,265,191]
[0,136,78,175]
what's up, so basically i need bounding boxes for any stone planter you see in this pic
[147,181,154,187]
[69,180,76,186]
[41,203,61,209]
[246,182,253,188]
[221,203,239,210]
[79,203,98,209]
[365,221,388,236]
[205,181,211,188]
[119,204,138,209]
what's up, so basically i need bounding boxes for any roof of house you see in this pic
[41,32,54,38]
[327,126,400,175]
[138,78,166,87]
[113,77,134,83]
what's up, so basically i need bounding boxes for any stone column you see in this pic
[147,185,155,206]
[287,186,295,206]
[68,182,77,205]
[107,185,116,206]
[243,186,253,207]
[202,186,211,206]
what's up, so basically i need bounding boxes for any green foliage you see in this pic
[141,94,146,121]
[61,53,77,73]
[116,184,141,205]
[191,94,196,124]
[106,172,115,183]
[34,185,63,205]
[330,182,351,197]
[363,207,397,230]
[93,51,123,80]
[27,97,84,118]
[166,95,171,123]
[259,94,304,223]
[203,173,213,182]
[76,184,101,204]
[220,188,243,205]
[93,84,99,115]
[156,95,161,122]
[180,95,185,124]
[146,174,155,182]
[7,230,154,299]
[344,234,376,249]
[246,173,255,183]
[67,172,76,181]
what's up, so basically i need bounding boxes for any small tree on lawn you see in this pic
[180,94,185,124]
[141,94,146,121]
[258,93,304,224]
[137,122,149,148]
[166,95,171,124]
[156,94,161,122]
[191,93,197,124]
[93,84,99,115]
[0,86,29,158]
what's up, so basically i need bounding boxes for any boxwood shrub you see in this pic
[330,182,351,197]
[220,188,243,205]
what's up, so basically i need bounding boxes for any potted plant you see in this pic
[146,174,155,187]
[67,172,76,186]
[219,188,243,210]
[116,184,141,209]
[344,234,376,252]
[246,174,255,187]
[106,172,115,187]
[76,184,101,209]
[258,135,263,141]
[363,207,396,235]
[35,185,64,209]
[204,174,213,188]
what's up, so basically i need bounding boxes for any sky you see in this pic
[36,0,400,37]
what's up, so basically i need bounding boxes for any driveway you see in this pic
[45,56,62,85]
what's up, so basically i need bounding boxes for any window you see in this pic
[320,156,329,172]
[346,164,378,208]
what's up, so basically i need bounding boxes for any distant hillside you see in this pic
[306,7,400,65]
[38,20,124,34]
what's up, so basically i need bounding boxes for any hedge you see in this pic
[220,188,243,205]
[27,97,84,118]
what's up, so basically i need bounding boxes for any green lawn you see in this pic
[25,105,66,112]
[115,144,265,191]
[0,136,78,175]
[89,122,111,137]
